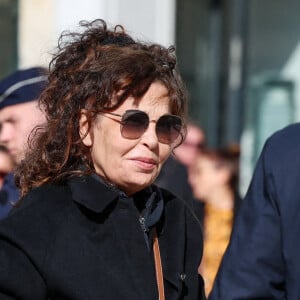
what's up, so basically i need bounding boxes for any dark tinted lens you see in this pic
[121,110,149,139]
[156,115,182,144]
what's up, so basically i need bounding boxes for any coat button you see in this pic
[179,273,186,281]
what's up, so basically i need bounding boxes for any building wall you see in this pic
[18,0,176,68]
[18,0,55,68]
[0,0,18,78]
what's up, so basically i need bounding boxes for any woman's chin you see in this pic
[120,176,156,195]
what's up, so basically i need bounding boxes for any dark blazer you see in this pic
[209,123,300,300]
[0,174,205,300]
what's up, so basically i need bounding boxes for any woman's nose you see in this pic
[140,122,159,148]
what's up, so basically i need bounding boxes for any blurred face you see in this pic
[174,125,204,167]
[189,156,224,201]
[0,151,14,187]
[80,82,175,195]
[0,101,46,164]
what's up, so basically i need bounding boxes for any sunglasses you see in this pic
[100,109,183,145]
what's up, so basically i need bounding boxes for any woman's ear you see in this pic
[79,110,93,147]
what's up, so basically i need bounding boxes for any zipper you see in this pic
[139,216,147,233]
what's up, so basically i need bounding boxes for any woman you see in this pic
[0,20,204,299]
[188,146,240,296]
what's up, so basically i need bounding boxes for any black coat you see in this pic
[0,175,205,300]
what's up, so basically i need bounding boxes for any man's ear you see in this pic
[79,110,93,147]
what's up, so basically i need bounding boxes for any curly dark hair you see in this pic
[15,19,188,197]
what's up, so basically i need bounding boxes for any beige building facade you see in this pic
[18,0,176,68]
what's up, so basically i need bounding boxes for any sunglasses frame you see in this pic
[100,109,184,145]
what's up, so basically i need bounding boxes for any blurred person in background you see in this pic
[174,122,206,168]
[0,20,205,299]
[0,145,14,188]
[189,145,241,296]
[155,122,205,213]
[0,67,47,219]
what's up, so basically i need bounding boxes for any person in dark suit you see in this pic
[0,19,205,299]
[209,123,300,300]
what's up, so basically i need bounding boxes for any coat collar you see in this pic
[67,174,162,219]
[68,174,186,294]
[67,174,120,213]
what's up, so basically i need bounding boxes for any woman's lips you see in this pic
[130,157,158,170]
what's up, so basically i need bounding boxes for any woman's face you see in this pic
[81,82,173,195]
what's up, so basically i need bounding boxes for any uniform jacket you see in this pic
[209,123,300,300]
[0,174,205,300]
